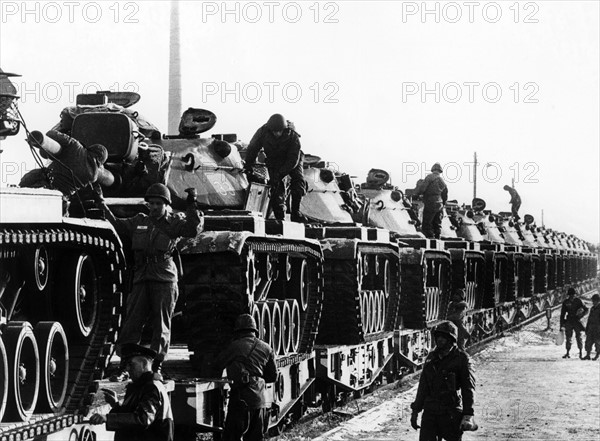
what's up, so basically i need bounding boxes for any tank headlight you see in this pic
[390,190,402,202]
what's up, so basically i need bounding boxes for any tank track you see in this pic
[182,239,323,376]
[0,223,124,418]
[316,244,400,345]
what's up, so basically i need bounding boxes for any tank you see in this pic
[0,70,126,438]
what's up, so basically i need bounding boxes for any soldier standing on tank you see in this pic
[503,185,521,221]
[89,343,174,441]
[243,114,307,222]
[413,163,448,239]
[559,287,588,359]
[96,183,203,380]
[582,293,600,360]
[213,314,278,441]
[410,321,477,441]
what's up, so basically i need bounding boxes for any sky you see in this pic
[1,1,598,243]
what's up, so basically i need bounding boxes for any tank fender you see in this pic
[320,239,359,259]
[177,231,252,255]
[398,247,425,265]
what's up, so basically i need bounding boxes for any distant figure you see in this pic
[410,321,477,440]
[582,293,600,360]
[89,343,174,441]
[214,314,278,441]
[413,163,448,239]
[560,287,588,359]
[446,289,469,350]
[503,185,521,221]
[244,114,307,222]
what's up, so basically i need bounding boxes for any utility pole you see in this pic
[473,151,478,201]
[168,0,182,136]
[541,209,544,227]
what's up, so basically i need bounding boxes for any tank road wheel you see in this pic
[370,291,378,333]
[58,253,99,341]
[260,302,272,346]
[289,258,309,312]
[34,322,69,413]
[4,322,40,422]
[0,338,8,422]
[290,300,301,353]
[33,246,50,291]
[278,300,292,355]
[268,300,282,355]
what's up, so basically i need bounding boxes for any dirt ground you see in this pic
[276,294,600,441]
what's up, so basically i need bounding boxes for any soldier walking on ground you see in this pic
[410,321,477,441]
[446,289,470,351]
[96,183,203,380]
[244,114,307,222]
[89,343,174,441]
[559,287,588,359]
[214,314,278,441]
[582,293,600,360]
[413,163,448,239]
[503,185,521,221]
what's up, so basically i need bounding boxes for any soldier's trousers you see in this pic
[564,322,584,351]
[419,410,463,441]
[584,331,600,353]
[269,160,306,220]
[422,201,444,239]
[222,400,269,441]
[117,281,178,361]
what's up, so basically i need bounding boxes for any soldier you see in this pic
[89,343,174,441]
[244,114,307,222]
[20,130,109,214]
[96,183,203,379]
[559,287,588,359]
[503,185,521,220]
[410,321,477,441]
[214,314,278,441]
[582,293,600,360]
[413,163,448,239]
[446,289,469,351]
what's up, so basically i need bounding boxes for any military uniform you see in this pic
[504,186,522,220]
[110,206,201,362]
[447,300,469,351]
[245,121,305,220]
[106,371,174,441]
[560,294,588,356]
[414,167,448,239]
[214,317,278,441]
[584,302,600,358]
[411,346,476,441]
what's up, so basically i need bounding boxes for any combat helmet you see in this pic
[433,321,458,342]
[431,163,443,173]
[233,313,259,334]
[145,183,171,205]
[266,114,287,132]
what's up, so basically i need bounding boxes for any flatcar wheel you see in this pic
[4,322,40,422]
[34,322,69,413]
[0,338,8,422]
[59,253,99,340]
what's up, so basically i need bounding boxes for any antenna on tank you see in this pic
[473,151,478,200]
[168,0,182,135]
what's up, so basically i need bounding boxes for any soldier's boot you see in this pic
[562,351,570,359]
[593,353,600,361]
[578,349,583,359]
[290,194,308,223]
[582,352,591,360]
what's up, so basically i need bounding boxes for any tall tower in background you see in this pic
[168,0,182,135]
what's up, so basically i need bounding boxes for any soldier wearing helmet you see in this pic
[559,287,588,359]
[410,321,477,440]
[97,183,203,380]
[583,293,600,360]
[503,185,521,221]
[412,162,448,239]
[244,114,307,222]
[213,314,278,441]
